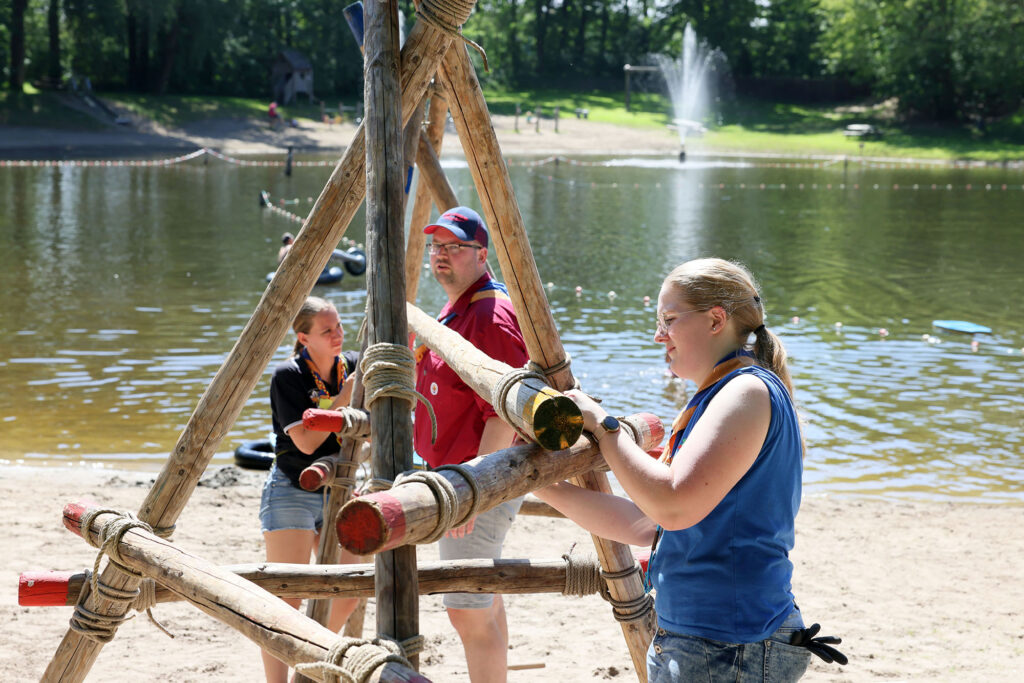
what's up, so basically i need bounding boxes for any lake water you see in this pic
[1,151,1021,503]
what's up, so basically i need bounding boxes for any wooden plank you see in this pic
[436,43,657,680]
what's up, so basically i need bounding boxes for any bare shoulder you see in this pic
[705,372,771,420]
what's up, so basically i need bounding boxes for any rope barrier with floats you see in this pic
[4,148,1024,171]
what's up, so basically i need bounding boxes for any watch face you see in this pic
[601,415,620,432]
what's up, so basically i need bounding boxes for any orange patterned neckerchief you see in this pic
[299,347,346,409]
[662,351,755,464]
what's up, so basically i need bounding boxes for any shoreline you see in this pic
[3,463,1023,681]
[3,115,1024,167]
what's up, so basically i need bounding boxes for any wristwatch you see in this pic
[591,414,621,442]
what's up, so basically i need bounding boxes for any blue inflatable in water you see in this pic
[932,320,992,334]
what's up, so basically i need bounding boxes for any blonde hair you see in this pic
[291,296,337,355]
[663,258,795,398]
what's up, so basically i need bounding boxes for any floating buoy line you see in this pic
[3,148,1023,172]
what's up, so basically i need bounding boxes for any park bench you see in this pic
[844,123,882,139]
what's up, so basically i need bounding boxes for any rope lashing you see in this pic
[416,0,490,72]
[599,562,654,623]
[293,635,414,683]
[70,508,174,642]
[333,405,373,440]
[561,551,603,597]
[359,342,437,442]
[391,463,482,543]
[490,367,548,444]
[526,354,575,385]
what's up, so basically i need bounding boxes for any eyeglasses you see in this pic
[655,308,705,334]
[427,242,483,256]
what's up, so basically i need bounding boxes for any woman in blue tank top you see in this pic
[537,258,844,682]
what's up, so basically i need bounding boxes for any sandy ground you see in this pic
[2,464,1022,682]
[0,111,680,159]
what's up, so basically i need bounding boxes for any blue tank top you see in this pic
[649,364,802,643]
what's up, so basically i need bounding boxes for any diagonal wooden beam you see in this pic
[41,15,464,682]
[436,43,657,682]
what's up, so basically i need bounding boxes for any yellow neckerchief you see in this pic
[662,352,755,464]
[300,347,346,409]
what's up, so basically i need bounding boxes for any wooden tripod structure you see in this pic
[38,1,656,681]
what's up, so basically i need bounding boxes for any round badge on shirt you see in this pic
[430,381,438,396]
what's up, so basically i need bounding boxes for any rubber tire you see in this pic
[342,248,367,276]
[234,439,274,470]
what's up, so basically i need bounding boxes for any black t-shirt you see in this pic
[270,350,360,489]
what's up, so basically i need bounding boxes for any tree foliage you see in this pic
[2,0,1022,121]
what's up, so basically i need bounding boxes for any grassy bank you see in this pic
[3,87,1024,161]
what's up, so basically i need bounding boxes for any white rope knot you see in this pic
[360,343,437,442]
[294,635,414,683]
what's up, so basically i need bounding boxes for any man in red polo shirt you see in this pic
[414,206,528,682]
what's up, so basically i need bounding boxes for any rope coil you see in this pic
[561,551,603,597]
[70,508,174,641]
[416,0,490,71]
[293,635,414,683]
[598,562,655,623]
[359,342,437,442]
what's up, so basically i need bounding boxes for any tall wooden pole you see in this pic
[365,0,419,668]
[406,94,451,304]
[437,43,656,680]
[41,13,465,682]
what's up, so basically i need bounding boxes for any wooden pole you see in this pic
[62,503,428,683]
[42,14,465,682]
[406,302,583,450]
[336,413,664,554]
[415,132,458,211]
[405,95,451,304]
[364,0,418,666]
[437,43,657,680]
[22,556,614,606]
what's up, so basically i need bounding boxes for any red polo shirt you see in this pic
[414,273,528,468]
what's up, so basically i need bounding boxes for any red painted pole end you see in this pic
[19,571,78,606]
[303,408,344,432]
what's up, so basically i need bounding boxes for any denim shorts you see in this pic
[647,609,811,683]
[438,496,523,609]
[259,464,325,533]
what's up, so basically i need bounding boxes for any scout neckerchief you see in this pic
[299,347,347,409]
[414,276,511,363]
[644,349,755,591]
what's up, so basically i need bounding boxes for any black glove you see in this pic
[789,623,848,665]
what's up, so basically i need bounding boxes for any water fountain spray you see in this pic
[654,24,726,162]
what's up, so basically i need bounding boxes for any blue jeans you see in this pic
[259,464,325,533]
[647,610,811,683]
